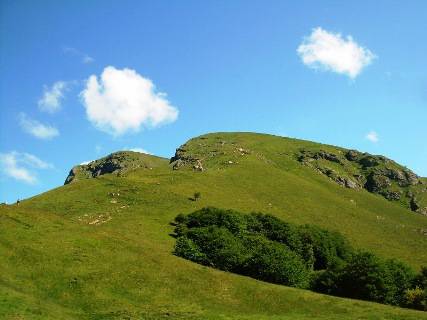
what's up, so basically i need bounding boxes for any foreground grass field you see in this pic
[1,132,426,319]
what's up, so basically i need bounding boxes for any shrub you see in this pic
[338,251,389,303]
[174,237,206,264]
[247,213,304,256]
[185,207,247,235]
[172,207,420,309]
[311,262,345,295]
[403,287,427,311]
[382,259,415,305]
[318,252,415,306]
[414,266,427,289]
[185,226,248,271]
[298,225,353,270]
[242,235,310,288]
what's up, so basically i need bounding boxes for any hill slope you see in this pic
[1,132,427,319]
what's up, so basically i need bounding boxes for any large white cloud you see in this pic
[80,66,179,136]
[0,152,52,184]
[38,81,68,113]
[19,113,59,140]
[297,27,376,79]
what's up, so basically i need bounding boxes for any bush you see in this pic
[338,251,389,303]
[185,207,247,235]
[242,235,310,288]
[174,237,206,264]
[383,259,415,305]
[172,207,421,309]
[247,213,305,256]
[298,225,353,270]
[313,251,415,306]
[311,262,345,295]
[185,226,248,271]
[414,266,427,289]
[193,192,201,201]
[403,287,427,311]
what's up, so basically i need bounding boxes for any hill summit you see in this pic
[65,133,427,215]
[168,133,426,215]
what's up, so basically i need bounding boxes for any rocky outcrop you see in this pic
[170,146,204,171]
[64,151,165,184]
[365,173,392,192]
[298,148,425,212]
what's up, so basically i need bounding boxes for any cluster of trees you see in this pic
[173,207,427,311]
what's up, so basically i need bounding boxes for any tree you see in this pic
[193,192,201,201]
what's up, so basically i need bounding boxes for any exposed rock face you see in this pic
[170,146,204,171]
[64,151,165,184]
[345,150,361,161]
[299,150,343,164]
[365,174,392,192]
[298,148,425,212]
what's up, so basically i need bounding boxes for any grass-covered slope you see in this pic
[1,132,427,319]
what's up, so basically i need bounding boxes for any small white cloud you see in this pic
[38,81,68,113]
[297,27,376,79]
[21,153,53,169]
[19,113,59,140]
[127,147,151,154]
[63,47,94,64]
[82,55,94,64]
[80,66,179,136]
[0,152,52,184]
[365,131,379,143]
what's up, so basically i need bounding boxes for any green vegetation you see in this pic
[173,207,426,310]
[193,191,201,201]
[1,132,427,319]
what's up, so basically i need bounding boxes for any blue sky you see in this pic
[1,0,426,203]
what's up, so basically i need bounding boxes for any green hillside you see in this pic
[1,132,427,319]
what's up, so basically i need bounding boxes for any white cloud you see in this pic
[0,152,52,184]
[63,47,94,64]
[38,81,68,113]
[80,160,94,165]
[297,27,376,79]
[365,131,379,143]
[80,66,179,136]
[128,147,151,154]
[19,113,59,140]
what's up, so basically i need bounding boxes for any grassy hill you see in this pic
[1,132,427,319]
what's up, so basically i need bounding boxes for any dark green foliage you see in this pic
[184,226,248,271]
[298,224,352,270]
[311,262,345,295]
[383,259,415,305]
[241,235,310,287]
[338,251,391,303]
[174,236,207,263]
[403,266,427,310]
[185,207,247,235]
[414,266,427,289]
[245,212,352,270]
[173,207,424,311]
[173,208,311,288]
[312,251,416,306]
